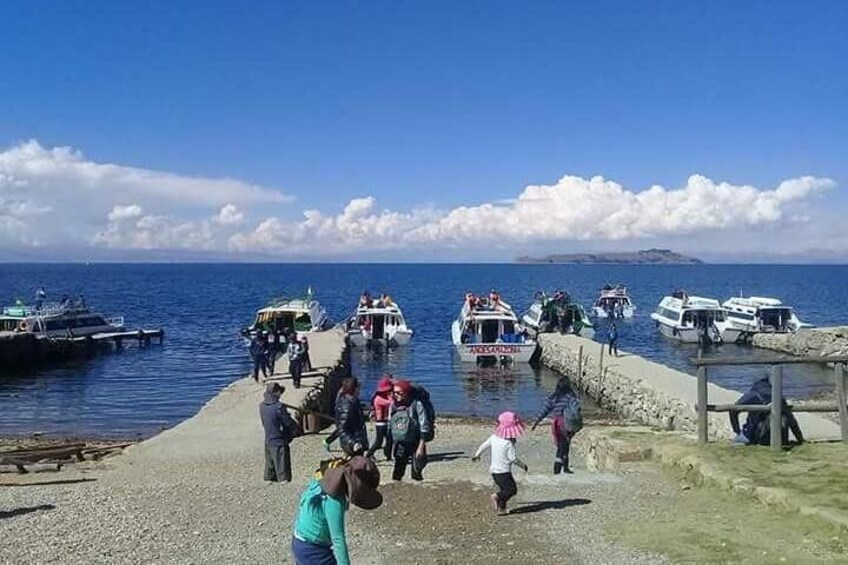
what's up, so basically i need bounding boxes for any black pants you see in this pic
[608,339,618,356]
[264,442,291,482]
[554,431,572,473]
[367,423,393,460]
[392,441,425,481]
[253,356,268,380]
[289,358,303,387]
[492,472,517,510]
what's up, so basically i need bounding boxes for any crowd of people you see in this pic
[246,329,311,386]
[258,369,587,563]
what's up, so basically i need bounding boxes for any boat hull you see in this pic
[349,329,413,348]
[454,342,537,363]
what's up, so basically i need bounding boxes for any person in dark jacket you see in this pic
[389,379,432,482]
[729,376,804,446]
[335,377,369,456]
[287,338,304,388]
[250,333,269,382]
[259,382,298,482]
[531,378,582,474]
[607,322,619,357]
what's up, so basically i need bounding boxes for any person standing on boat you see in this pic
[608,322,619,357]
[34,287,46,310]
[260,382,299,483]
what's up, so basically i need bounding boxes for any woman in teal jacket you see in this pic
[292,456,382,565]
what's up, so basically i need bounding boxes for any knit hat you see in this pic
[495,411,525,439]
[322,456,383,510]
[376,376,393,393]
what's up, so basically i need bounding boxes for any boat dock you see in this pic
[538,333,843,441]
[0,328,164,368]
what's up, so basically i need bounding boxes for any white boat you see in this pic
[246,290,331,337]
[650,291,742,345]
[722,296,812,336]
[592,284,636,319]
[451,293,537,363]
[1,299,124,338]
[521,291,595,338]
[346,295,413,347]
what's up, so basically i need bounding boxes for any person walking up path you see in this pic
[287,337,304,388]
[607,322,619,357]
[335,377,369,457]
[389,379,431,481]
[366,376,394,461]
[531,378,583,474]
[259,382,299,483]
[472,411,529,515]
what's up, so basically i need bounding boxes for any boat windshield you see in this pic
[759,308,792,330]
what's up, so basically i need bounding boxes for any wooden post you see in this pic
[770,365,783,451]
[836,362,848,444]
[697,365,708,445]
[577,345,584,385]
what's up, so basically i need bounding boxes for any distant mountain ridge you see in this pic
[515,248,703,265]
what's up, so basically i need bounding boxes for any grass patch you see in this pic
[609,481,848,564]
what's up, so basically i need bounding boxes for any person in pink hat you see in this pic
[472,411,529,515]
[366,375,394,461]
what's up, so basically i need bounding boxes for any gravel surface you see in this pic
[1,378,673,564]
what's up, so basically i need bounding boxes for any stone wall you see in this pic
[752,326,848,358]
[539,334,734,439]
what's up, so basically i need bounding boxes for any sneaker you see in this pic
[497,508,509,516]
[490,493,499,513]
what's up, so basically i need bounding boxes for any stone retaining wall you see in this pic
[752,326,848,358]
[539,334,733,439]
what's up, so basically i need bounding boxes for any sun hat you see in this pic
[376,376,393,393]
[495,411,525,439]
[321,455,383,510]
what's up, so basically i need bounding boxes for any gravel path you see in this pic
[1,377,673,564]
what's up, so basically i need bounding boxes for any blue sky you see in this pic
[1,1,846,260]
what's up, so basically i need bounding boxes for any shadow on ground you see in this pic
[509,498,592,515]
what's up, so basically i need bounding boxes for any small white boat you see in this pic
[2,299,124,338]
[592,284,636,319]
[346,294,413,347]
[246,289,331,337]
[722,296,812,336]
[521,291,595,338]
[650,290,742,345]
[451,293,537,363]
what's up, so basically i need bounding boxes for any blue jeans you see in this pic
[292,537,336,565]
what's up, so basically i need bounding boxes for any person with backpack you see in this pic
[287,337,304,388]
[389,379,432,481]
[292,455,383,565]
[366,376,394,461]
[259,382,299,483]
[472,411,529,516]
[729,376,804,446]
[531,378,583,474]
[335,377,369,457]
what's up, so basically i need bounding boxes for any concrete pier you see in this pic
[753,326,848,357]
[539,333,842,441]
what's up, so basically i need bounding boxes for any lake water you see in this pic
[1,263,846,438]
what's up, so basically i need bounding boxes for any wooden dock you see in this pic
[0,328,164,368]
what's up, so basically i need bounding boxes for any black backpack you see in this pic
[411,384,436,442]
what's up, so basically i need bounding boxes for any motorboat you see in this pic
[1,298,124,338]
[451,292,537,363]
[722,296,812,336]
[650,290,742,345]
[346,294,413,347]
[246,289,331,337]
[521,291,595,338]
[592,284,636,319]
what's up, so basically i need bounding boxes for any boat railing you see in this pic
[107,316,125,327]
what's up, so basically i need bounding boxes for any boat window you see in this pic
[728,311,755,321]
[294,313,312,332]
[480,320,500,343]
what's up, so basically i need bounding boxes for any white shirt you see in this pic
[474,434,521,474]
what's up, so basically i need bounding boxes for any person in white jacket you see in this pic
[472,411,529,515]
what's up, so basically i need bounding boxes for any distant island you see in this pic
[515,248,704,265]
